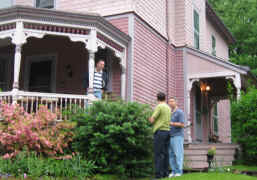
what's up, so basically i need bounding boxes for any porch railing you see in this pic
[0,91,97,120]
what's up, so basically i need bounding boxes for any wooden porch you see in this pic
[184,143,238,169]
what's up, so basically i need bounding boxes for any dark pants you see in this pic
[154,130,170,178]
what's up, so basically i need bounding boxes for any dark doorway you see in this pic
[29,60,52,92]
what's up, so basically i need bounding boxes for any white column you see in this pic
[88,50,95,94]
[85,28,98,102]
[11,21,27,103]
[12,44,22,91]
[235,74,241,100]
[121,65,126,100]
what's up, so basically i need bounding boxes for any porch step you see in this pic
[184,143,238,169]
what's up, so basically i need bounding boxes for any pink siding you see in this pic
[167,0,176,44]
[57,0,133,16]
[135,0,167,38]
[108,17,129,35]
[206,20,229,60]
[15,0,33,6]
[174,0,186,46]
[174,50,185,110]
[187,52,233,75]
[217,100,231,143]
[133,18,173,105]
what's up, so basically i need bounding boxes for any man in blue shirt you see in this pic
[168,97,185,177]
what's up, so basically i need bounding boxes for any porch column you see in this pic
[88,50,95,94]
[86,28,98,101]
[187,78,199,143]
[121,65,126,100]
[235,74,241,100]
[11,21,27,103]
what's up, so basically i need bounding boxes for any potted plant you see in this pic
[207,146,216,168]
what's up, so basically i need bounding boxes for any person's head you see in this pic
[157,92,166,102]
[168,97,177,108]
[96,59,105,71]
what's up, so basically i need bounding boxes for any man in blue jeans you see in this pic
[168,97,185,177]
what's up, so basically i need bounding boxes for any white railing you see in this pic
[0,91,97,120]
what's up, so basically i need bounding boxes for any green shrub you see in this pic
[70,100,153,177]
[231,87,257,165]
[0,150,96,179]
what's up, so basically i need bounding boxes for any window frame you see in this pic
[34,0,56,9]
[194,9,200,49]
[211,35,216,56]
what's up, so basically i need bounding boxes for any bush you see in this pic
[0,102,75,158]
[70,100,153,177]
[0,150,96,179]
[231,87,257,165]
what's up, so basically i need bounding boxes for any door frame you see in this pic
[24,53,57,92]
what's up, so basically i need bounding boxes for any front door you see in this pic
[25,54,56,93]
[29,60,52,92]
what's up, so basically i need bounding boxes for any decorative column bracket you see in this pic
[225,74,241,100]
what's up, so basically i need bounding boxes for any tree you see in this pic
[208,0,257,77]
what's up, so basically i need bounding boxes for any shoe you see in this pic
[168,173,175,178]
[175,173,182,177]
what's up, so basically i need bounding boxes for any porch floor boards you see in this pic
[184,143,238,169]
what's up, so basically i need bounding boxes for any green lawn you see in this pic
[93,173,257,180]
[226,165,257,172]
[4,173,257,180]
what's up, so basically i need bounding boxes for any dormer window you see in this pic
[36,0,55,9]
[0,0,12,9]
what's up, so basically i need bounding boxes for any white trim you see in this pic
[128,14,134,101]
[24,53,57,92]
[188,71,237,80]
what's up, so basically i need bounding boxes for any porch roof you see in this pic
[0,5,131,45]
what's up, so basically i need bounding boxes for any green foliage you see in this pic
[0,150,96,179]
[70,100,153,177]
[208,0,257,77]
[231,88,257,165]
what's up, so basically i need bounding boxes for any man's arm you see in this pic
[170,111,185,127]
[149,105,160,124]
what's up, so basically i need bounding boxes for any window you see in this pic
[213,103,218,134]
[0,59,8,91]
[36,0,55,9]
[194,10,200,49]
[0,0,12,9]
[212,35,216,56]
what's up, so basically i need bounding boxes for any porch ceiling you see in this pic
[0,5,130,49]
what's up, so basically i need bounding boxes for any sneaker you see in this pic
[168,173,175,178]
[175,173,182,177]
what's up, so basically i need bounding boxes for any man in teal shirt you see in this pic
[149,92,171,179]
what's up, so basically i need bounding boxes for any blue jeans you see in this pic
[169,136,184,174]
[94,89,102,99]
[154,130,170,178]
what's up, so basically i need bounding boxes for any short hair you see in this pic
[157,92,166,101]
[96,59,105,64]
[169,96,177,101]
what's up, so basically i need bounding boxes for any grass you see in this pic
[226,165,257,172]
[3,172,257,180]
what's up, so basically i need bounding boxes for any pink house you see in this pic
[0,0,251,168]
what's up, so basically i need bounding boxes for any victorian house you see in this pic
[0,0,251,168]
